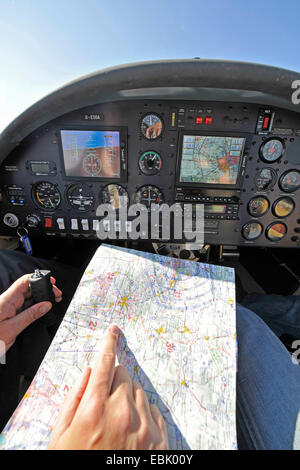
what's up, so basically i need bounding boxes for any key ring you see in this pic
[17,226,29,239]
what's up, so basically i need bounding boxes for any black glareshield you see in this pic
[29,269,55,304]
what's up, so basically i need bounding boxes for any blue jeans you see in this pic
[236,295,300,450]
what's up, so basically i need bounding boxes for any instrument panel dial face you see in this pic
[266,222,287,241]
[134,185,164,208]
[66,184,95,211]
[242,221,263,240]
[138,151,162,175]
[254,168,277,191]
[279,170,300,193]
[259,138,284,163]
[272,197,295,218]
[82,154,102,177]
[140,113,163,140]
[33,182,61,209]
[248,196,270,217]
[100,184,129,209]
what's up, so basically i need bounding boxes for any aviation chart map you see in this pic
[1,244,237,450]
[179,135,245,184]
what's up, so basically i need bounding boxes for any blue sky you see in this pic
[1,0,300,132]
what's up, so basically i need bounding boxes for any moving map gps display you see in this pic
[60,130,121,178]
[179,135,246,185]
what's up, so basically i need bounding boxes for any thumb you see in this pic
[8,301,52,338]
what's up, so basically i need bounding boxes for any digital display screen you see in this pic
[60,130,121,179]
[7,188,24,196]
[179,135,245,185]
[205,205,227,214]
[30,162,50,173]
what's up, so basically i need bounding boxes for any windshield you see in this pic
[1,0,300,132]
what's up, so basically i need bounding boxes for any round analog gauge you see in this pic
[279,170,300,193]
[82,154,102,177]
[138,151,162,175]
[259,138,284,163]
[254,167,277,191]
[33,182,61,210]
[266,222,287,241]
[134,185,164,208]
[100,184,129,209]
[242,221,263,241]
[272,197,295,218]
[140,113,163,140]
[66,184,94,211]
[248,196,270,217]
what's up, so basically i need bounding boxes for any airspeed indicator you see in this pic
[33,182,61,210]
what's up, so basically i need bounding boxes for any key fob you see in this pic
[29,269,55,303]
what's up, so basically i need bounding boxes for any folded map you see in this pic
[0,244,237,450]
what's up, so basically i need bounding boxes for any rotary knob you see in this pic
[3,213,19,228]
[26,214,40,228]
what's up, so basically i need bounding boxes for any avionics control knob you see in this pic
[3,213,19,228]
[26,214,40,228]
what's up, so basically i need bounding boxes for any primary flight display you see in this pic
[60,129,121,179]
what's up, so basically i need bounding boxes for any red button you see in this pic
[262,116,270,129]
[195,116,203,124]
[205,117,212,125]
[44,217,52,228]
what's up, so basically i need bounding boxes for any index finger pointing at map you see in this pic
[86,324,119,399]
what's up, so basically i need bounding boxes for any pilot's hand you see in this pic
[146,121,162,139]
[48,324,169,450]
[0,274,62,352]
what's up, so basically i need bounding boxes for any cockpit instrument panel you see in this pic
[0,99,299,247]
